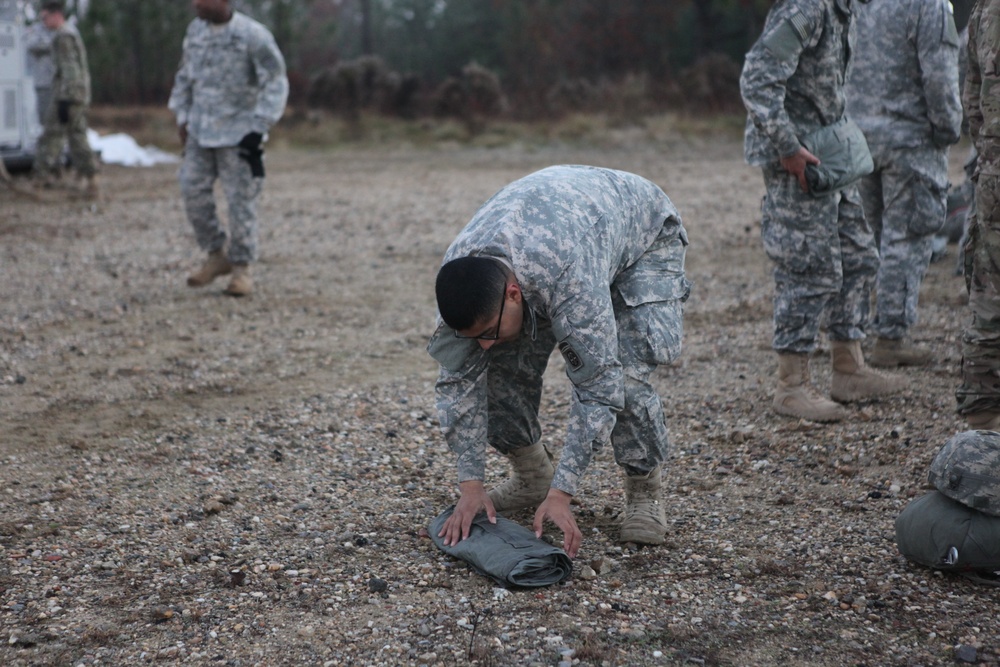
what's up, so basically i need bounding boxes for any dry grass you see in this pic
[87,105,748,154]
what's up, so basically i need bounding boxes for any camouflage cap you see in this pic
[928,430,1000,517]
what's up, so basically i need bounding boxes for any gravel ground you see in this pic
[1,125,996,667]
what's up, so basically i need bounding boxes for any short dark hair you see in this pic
[435,257,508,331]
[40,1,64,12]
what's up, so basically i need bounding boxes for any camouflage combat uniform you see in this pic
[957,0,1000,417]
[427,166,691,496]
[168,11,288,265]
[740,0,880,354]
[33,21,97,178]
[846,0,962,340]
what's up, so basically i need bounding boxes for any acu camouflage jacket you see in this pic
[428,165,688,495]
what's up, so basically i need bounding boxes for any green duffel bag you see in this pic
[800,116,874,197]
[895,491,1000,585]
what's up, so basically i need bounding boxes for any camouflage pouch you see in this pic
[799,117,874,197]
[895,491,1000,586]
[928,430,1000,516]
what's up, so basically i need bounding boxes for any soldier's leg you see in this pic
[483,323,558,512]
[958,173,1000,422]
[33,102,66,178]
[827,184,903,400]
[609,218,688,474]
[609,220,689,544]
[761,165,845,351]
[826,184,880,342]
[217,148,263,266]
[485,321,557,455]
[64,104,98,178]
[872,147,946,340]
[856,168,884,249]
[178,140,226,253]
[760,165,853,420]
[613,356,671,544]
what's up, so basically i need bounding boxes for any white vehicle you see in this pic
[0,0,41,170]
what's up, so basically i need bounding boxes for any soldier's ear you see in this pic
[507,281,522,304]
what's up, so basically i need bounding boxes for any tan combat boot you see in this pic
[187,250,232,287]
[487,442,554,513]
[966,411,1000,431]
[620,466,667,545]
[869,337,932,368]
[224,264,253,296]
[773,352,847,422]
[830,340,904,402]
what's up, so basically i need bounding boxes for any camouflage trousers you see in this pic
[34,100,98,178]
[957,171,1000,415]
[486,222,688,478]
[179,138,263,265]
[858,144,948,339]
[760,164,880,353]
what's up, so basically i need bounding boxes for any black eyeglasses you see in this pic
[455,287,506,340]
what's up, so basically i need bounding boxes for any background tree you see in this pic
[70,0,970,117]
[77,0,188,104]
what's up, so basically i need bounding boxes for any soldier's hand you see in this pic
[57,100,71,125]
[178,124,188,147]
[780,147,820,193]
[238,132,263,152]
[533,488,581,559]
[438,480,496,547]
[238,132,265,177]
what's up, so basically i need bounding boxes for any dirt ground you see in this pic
[1,124,996,667]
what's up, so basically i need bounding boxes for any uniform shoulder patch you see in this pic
[558,341,584,372]
[789,11,810,42]
[942,6,960,47]
[762,11,811,62]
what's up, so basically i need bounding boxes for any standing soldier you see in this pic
[957,0,1000,429]
[429,165,691,558]
[846,0,962,368]
[31,0,99,199]
[168,0,288,297]
[740,0,902,423]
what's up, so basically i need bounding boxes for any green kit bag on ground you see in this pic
[895,491,1000,584]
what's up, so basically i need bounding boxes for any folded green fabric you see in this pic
[800,116,874,197]
[429,506,572,588]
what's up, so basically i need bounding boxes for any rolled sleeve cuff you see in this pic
[455,449,485,484]
[552,467,580,497]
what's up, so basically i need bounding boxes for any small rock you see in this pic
[589,557,614,574]
[8,634,38,647]
[368,577,388,593]
[578,565,597,581]
[204,499,225,515]
[955,645,978,663]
